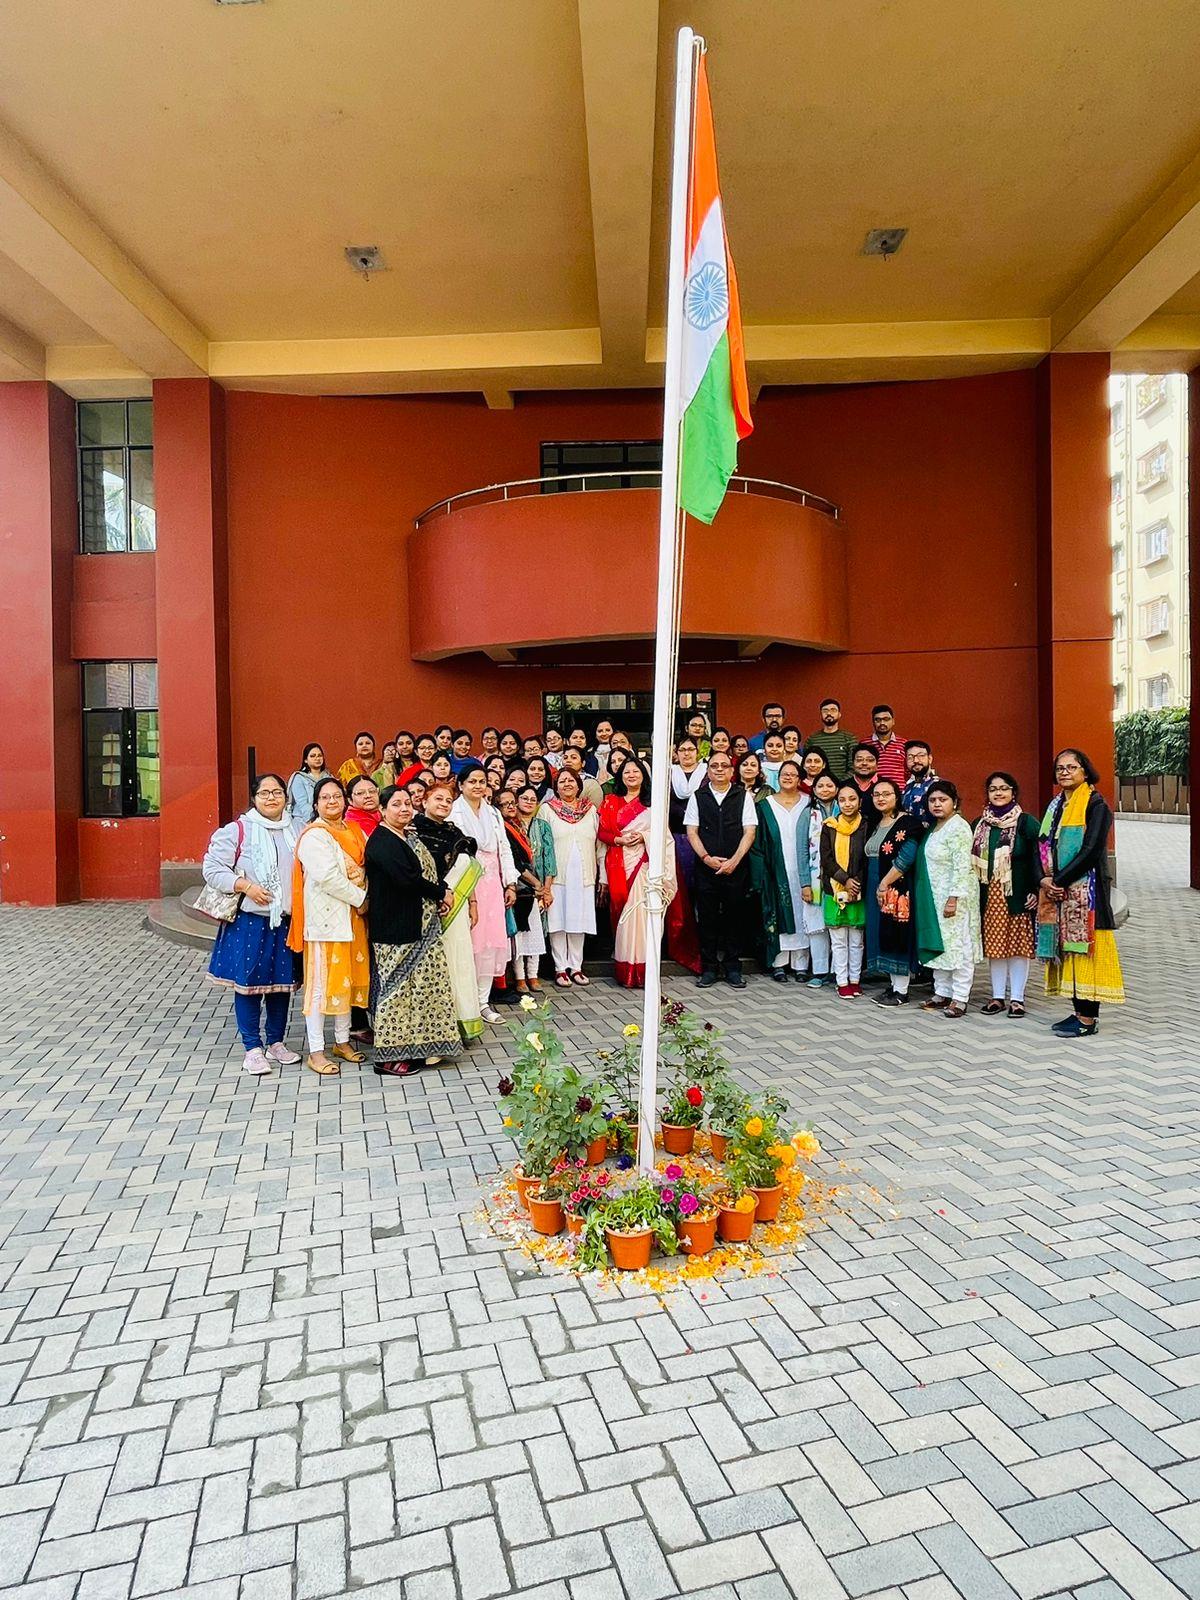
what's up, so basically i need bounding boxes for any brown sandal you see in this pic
[1008,1001,1026,1017]
[330,1042,366,1064]
[921,997,949,1011]
[942,1003,967,1018]
[307,1053,340,1076]
[980,999,1006,1015]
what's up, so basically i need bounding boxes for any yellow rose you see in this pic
[744,1117,764,1138]
[623,1023,640,1037]
[792,1131,820,1159]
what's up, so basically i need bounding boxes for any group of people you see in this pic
[202,698,1124,1078]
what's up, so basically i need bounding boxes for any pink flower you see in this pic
[679,1192,700,1214]
[664,1163,683,1181]
[661,1189,675,1205]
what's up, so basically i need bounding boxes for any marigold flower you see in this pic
[519,994,538,1012]
[685,1086,704,1108]
[664,1163,683,1181]
[792,1130,821,1159]
[735,1194,757,1213]
[623,1023,640,1037]
[744,1117,764,1138]
[526,1032,544,1052]
[775,1145,796,1167]
[502,1116,514,1127]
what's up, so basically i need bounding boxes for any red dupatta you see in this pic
[599,795,648,921]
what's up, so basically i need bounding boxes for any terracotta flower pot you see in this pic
[661,1122,696,1156]
[749,1183,784,1223]
[709,1131,729,1163]
[605,1227,654,1270]
[566,1211,585,1236]
[528,1191,565,1236]
[585,1134,609,1166]
[676,1211,717,1256]
[514,1169,542,1210]
[717,1198,757,1242]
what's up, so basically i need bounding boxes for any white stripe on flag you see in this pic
[680,197,729,410]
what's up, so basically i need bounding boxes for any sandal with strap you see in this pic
[1007,1001,1027,1017]
[307,1053,340,1076]
[942,1002,967,1018]
[572,972,591,986]
[331,1042,366,1064]
[979,999,1007,1015]
[555,973,573,988]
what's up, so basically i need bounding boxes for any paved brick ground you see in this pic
[1,819,1198,1600]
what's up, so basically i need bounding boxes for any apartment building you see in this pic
[1110,373,1191,714]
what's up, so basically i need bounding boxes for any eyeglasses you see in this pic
[1055,762,1081,774]
[257,788,286,799]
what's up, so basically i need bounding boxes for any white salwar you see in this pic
[539,803,600,976]
[767,795,810,970]
[924,814,982,1005]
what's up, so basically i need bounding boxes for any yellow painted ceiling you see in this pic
[1,0,1200,394]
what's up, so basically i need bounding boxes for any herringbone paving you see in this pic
[1,819,1198,1600]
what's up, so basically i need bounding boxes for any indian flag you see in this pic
[678,54,753,524]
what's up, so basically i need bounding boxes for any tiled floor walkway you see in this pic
[1,820,1198,1600]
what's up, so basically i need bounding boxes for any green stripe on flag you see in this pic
[679,331,739,524]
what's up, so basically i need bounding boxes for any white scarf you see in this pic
[241,809,301,929]
[670,761,708,799]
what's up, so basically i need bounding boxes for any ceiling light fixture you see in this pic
[345,245,387,278]
[862,227,907,259]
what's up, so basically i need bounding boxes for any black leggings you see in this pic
[1074,998,1099,1020]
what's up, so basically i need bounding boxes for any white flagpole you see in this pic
[637,25,700,1172]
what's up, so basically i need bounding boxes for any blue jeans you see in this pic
[233,990,291,1051]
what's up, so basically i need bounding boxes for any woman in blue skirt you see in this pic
[203,772,304,1076]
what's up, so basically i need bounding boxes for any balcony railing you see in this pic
[414,471,840,528]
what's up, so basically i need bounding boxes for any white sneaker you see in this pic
[242,1048,272,1076]
[266,1042,302,1065]
[481,1006,502,1024]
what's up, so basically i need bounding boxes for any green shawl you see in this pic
[750,795,797,966]
[913,828,946,966]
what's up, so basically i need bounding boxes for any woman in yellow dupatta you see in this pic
[287,777,370,1075]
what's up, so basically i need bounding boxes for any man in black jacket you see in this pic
[684,750,758,987]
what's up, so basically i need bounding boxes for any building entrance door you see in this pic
[542,689,716,758]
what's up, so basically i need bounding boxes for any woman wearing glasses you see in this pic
[1036,749,1124,1037]
[203,773,304,1077]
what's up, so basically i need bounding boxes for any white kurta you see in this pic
[800,803,832,934]
[924,813,983,971]
[539,805,600,937]
[767,795,809,952]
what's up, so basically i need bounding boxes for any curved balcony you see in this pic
[408,472,847,663]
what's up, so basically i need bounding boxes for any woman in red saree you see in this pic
[597,755,676,988]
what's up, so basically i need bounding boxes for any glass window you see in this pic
[1137,598,1170,639]
[1135,375,1168,417]
[1140,673,1173,709]
[78,400,155,552]
[1110,471,1124,505]
[1138,519,1171,565]
[1135,442,1171,493]
[81,660,160,817]
[540,440,663,493]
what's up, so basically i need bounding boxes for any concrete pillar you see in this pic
[1189,370,1200,890]
[1035,354,1115,809]
[0,383,80,903]
[153,378,232,895]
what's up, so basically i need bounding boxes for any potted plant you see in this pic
[498,1007,610,1205]
[578,1179,679,1272]
[657,1164,718,1256]
[714,1182,758,1243]
[660,1081,705,1154]
[703,1074,750,1163]
[560,1165,613,1235]
[724,1100,797,1223]
[594,1024,642,1136]
[658,1000,731,1087]
[569,1083,611,1165]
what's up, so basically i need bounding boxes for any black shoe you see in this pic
[492,988,519,1006]
[697,971,718,988]
[872,990,907,1007]
[725,969,746,988]
[771,969,789,983]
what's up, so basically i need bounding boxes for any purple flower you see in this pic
[679,1192,700,1215]
[661,1189,676,1206]
[616,1154,633,1171]
[664,1163,683,1181]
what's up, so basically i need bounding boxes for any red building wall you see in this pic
[224,373,1042,806]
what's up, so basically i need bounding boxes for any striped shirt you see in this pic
[869,735,907,784]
